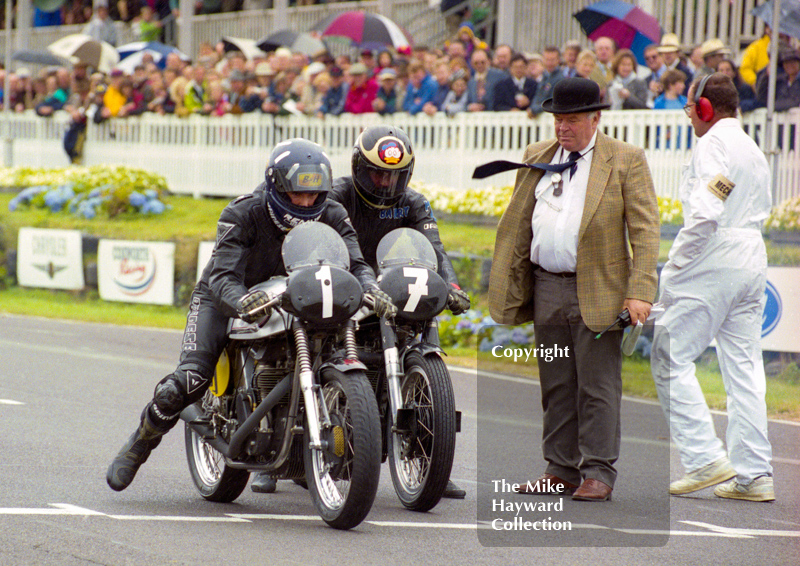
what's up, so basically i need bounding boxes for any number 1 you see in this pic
[315,266,333,318]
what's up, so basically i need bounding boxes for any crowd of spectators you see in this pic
[3,8,800,145]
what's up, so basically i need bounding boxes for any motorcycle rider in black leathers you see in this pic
[107,139,395,492]
[251,126,471,499]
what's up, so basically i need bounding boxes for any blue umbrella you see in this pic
[116,41,188,70]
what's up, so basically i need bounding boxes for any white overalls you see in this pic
[651,118,773,483]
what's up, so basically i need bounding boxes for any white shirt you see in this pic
[530,132,598,273]
[668,118,771,269]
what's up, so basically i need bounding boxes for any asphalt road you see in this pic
[1,314,798,566]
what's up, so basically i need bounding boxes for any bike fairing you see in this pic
[330,178,460,288]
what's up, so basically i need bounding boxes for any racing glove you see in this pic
[236,290,271,323]
[446,284,471,315]
[365,287,397,319]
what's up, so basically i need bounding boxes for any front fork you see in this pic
[293,320,326,450]
[379,317,409,432]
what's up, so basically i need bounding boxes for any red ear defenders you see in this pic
[695,74,714,122]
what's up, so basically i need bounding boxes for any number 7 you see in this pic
[403,267,428,312]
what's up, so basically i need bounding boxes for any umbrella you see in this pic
[310,11,413,51]
[47,33,119,73]
[116,41,189,73]
[257,30,328,57]
[752,0,800,39]
[573,0,661,65]
[221,36,267,61]
[12,49,72,67]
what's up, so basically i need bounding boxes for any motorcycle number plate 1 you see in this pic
[285,265,363,324]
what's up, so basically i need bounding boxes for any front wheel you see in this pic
[304,367,381,530]
[388,351,457,512]
[184,395,249,503]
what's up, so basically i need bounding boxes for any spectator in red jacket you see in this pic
[344,62,378,114]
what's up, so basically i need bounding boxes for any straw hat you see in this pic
[656,33,682,53]
[700,38,731,59]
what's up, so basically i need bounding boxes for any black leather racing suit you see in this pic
[329,177,459,286]
[146,184,378,431]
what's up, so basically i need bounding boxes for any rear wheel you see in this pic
[388,351,456,512]
[304,367,381,530]
[184,394,249,503]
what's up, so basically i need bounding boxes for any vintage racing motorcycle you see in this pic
[355,228,460,512]
[180,222,382,530]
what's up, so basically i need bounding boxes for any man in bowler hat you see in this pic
[488,77,660,501]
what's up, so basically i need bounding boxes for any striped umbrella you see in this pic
[310,11,413,51]
[573,0,662,65]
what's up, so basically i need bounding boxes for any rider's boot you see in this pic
[251,471,278,493]
[443,479,466,499]
[106,407,173,491]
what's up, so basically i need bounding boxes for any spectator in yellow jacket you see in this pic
[740,26,791,87]
[103,69,128,117]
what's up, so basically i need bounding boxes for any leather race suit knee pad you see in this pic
[146,364,213,431]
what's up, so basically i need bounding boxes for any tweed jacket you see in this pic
[488,131,660,332]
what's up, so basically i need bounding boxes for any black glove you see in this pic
[236,290,271,323]
[365,287,397,319]
[447,285,471,315]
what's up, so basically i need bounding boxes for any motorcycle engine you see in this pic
[254,360,291,403]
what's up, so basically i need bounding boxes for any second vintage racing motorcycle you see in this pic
[355,228,460,512]
[180,222,382,530]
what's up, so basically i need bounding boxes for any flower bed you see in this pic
[766,196,800,233]
[3,165,169,219]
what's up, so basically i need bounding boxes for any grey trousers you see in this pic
[533,268,623,487]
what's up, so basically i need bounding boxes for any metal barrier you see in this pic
[4,108,798,204]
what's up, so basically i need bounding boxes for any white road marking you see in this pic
[1,504,798,539]
[0,399,24,405]
[681,520,800,538]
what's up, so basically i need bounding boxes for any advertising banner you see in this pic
[98,240,175,305]
[762,267,800,353]
[196,241,215,282]
[16,228,84,290]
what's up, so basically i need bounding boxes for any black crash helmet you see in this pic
[265,138,332,231]
[351,126,415,209]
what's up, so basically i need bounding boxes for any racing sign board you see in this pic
[196,241,215,282]
[16,228,84,290]
[98,239,175,305]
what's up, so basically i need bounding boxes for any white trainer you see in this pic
[714,476,775,502]
[669,457,736,495]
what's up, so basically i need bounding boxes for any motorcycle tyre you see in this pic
[304,367,381,530]
[184,408,250,503]
[388,351,456,512]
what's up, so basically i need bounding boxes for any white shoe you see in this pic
[669,457,736,495]
[714,476,775,502]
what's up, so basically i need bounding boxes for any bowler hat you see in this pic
[541,77,610,114]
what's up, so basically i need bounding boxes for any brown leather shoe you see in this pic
[513,474,578,495]
[572,478,613,501]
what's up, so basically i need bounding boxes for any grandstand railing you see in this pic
[5,108,798,205]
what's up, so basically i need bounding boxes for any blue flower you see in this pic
[128,191,147,208]
[141,199,166,214]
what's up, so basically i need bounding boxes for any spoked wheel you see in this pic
[388,351,456,512]
[184,394,249,503]
[304,367,381,530]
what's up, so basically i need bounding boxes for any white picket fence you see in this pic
[5,108,799,204]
